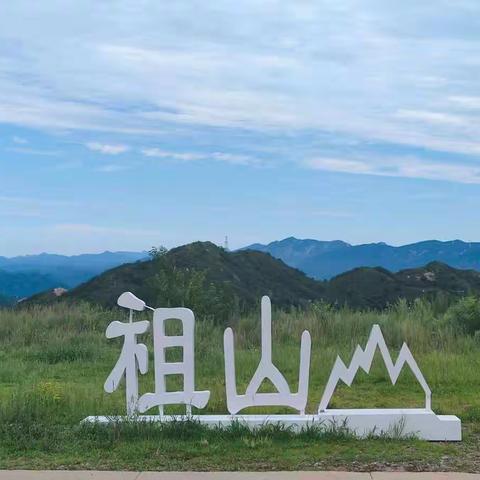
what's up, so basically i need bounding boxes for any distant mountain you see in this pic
[243,238,480,279]
[0,293,15,306]
[326,261,480,309]
[0,251,147,297]
[25,242,480,312]
[27,242,325,315]
[0,269,63,302]
[247,237,350,270]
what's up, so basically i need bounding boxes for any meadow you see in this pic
[1,298,480,472]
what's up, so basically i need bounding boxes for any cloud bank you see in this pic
[1,1,480,183]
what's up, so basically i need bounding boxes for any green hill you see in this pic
[25,242,480,314]
[325,262,480,309]
[27,242,325,321]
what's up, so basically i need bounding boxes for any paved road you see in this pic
[0,472,479,479]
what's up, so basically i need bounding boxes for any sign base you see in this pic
[83,408,461,441]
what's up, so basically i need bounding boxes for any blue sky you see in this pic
[2,0,480,256]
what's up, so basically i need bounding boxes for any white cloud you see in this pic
[141,148,258,165]
[210,152,257,165]
[305,156,480,184]
[141,148,204,161]
[268,207,353,218]
[6,147,60,156]
[86,142,129,155]
[52,223,162,237]
[95,164,131,173]
[12,136,27,144]
[0,195,81,218]
[449,96,480,110]
[0,195,79,207]
[52,223,113,234]
[395,110,467,126]
[1,1,480,158]
[304,158,373,175]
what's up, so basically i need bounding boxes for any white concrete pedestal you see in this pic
[83,408,461,441]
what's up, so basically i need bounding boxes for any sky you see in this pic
[2,0,480,256]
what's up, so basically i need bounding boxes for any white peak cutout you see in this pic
[318,324,431,412]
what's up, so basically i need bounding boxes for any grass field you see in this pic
[1,298,480,472]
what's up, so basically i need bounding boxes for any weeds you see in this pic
[0,300,479,469]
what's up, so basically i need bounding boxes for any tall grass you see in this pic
[0,297,479,441]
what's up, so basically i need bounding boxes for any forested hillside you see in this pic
[24,242,480,314]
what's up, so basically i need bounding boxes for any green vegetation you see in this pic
[28,242,325,318]
[1,298,480,471]
[26,242,480,313]
[326,260,480,309]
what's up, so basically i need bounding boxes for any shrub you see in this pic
[444,296,480,335]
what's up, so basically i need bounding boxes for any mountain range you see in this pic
[3,237,480,307]
[0,251,147,301]
[245,237,480,279]
[27,242,321,307]
[25,242,480,311]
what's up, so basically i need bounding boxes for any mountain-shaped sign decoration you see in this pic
[318,324,431,412]
[88,294,461,441]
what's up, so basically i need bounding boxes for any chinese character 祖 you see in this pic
[104,292,151,415]
[138,307,210,415]
[223,296,311,415]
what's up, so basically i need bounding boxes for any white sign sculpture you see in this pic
[318,324,431,412]
[85,292,461,441]
[103,292,150,415]
[224,296,311,414]
[138,307,210,415]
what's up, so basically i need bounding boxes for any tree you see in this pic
[148,246,168,259]
[444,296,480,335]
